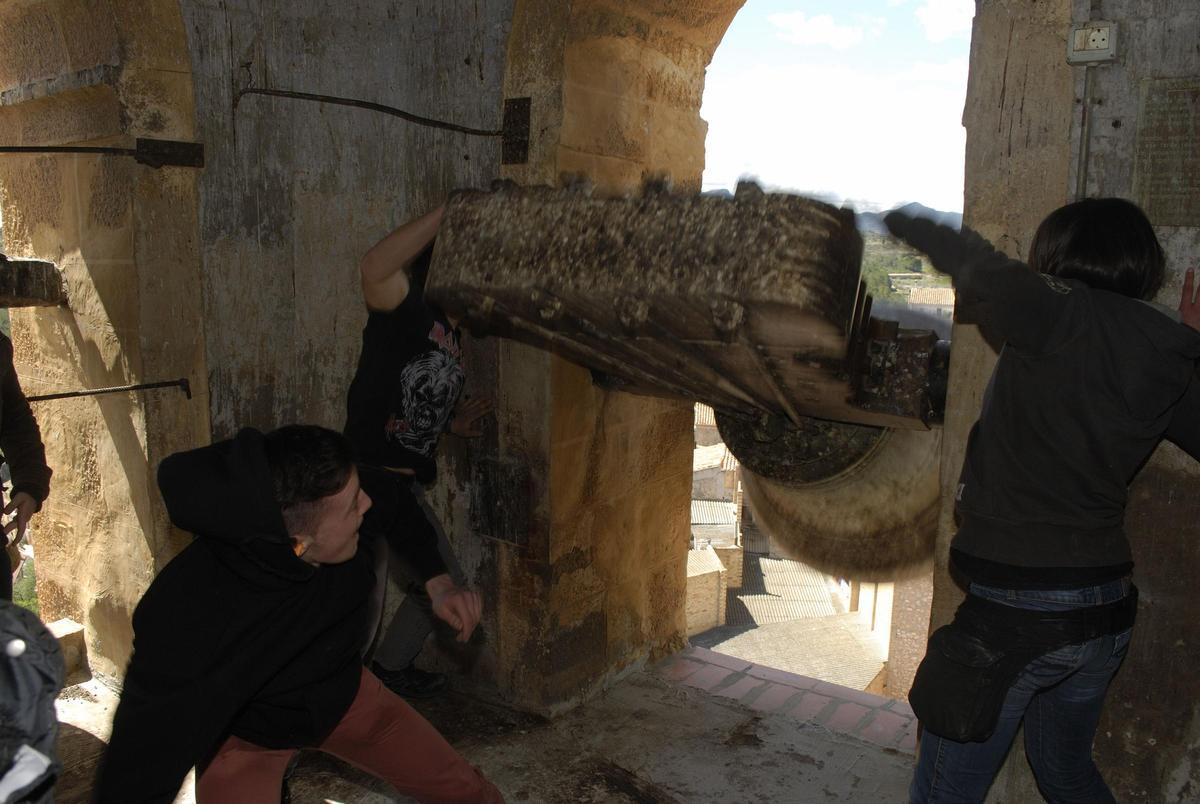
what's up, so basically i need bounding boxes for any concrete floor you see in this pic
[693,613,887,691]
[53,653,915,803]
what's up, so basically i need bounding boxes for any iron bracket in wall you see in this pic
[501,97,530,165]
[27,378,192,403]
[233,86,531,165]
[0,138,204,168]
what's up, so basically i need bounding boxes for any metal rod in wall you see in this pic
[233,87,503,137]
[28,378,192,403]
[1074,65,1097,201]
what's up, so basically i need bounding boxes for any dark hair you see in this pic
[263,425,355,535]
[1028,197,1164,300]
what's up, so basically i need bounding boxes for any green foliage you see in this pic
[859,232,949,302]
[12,555,38,615]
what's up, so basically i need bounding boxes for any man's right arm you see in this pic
[884,210,1074,352]
[1165,371,1200,460]
[96,665,211,802]
[360,206,444,313]
[0,334,51,520]
[94,585,235,803]
[1168,274,1200,460]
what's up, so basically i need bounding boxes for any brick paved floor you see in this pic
[659,646,918,756]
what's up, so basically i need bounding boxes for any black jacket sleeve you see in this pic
[399,490,448,581]
[1165,369,1200,460]
[0,333,51,506]
[884,212,1079,354]
[359,472,448,582]
[94,578,242,803]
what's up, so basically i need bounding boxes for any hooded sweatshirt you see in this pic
[942,252,1200,586]
[0,332,51,507]
[95,429,374,804]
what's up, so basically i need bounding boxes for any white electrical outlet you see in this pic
[1068,21,1118,64]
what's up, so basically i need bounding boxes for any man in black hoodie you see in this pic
[0,330,52,600]
[95,425,503,803]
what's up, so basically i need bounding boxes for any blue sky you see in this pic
[702,0,974,212]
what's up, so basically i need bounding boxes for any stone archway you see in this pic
[0,0,208,677]
[484,0,744,711]
[505,0,744,193]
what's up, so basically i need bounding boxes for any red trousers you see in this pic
[197,668,503,803]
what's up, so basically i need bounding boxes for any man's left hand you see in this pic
[4,491,37,542]
[425,573,483,642]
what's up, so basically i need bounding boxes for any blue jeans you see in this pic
[910,579,1132,803]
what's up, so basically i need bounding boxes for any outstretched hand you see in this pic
[449,396,494,438]
[426,573,483,642]
[1181,268,1200,331]
[3,491,37,542]
[884,206,997,280]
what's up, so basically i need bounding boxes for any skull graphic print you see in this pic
[386,346,465,456]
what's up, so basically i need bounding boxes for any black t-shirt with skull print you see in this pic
[344,275,465,484]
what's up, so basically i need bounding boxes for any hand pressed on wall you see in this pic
[448,396,493,438]
[426,573,483,642]
[1180,268,1200,331]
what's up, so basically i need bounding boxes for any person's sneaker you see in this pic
[370,662,448,699]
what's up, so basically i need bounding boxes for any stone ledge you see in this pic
[0,256,66,307]
[46,617,89,687]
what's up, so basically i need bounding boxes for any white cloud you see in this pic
[915,0,974,42]
[897,58,970,84]
[701,60,968,212]
[855,14,889,39]
[768,12,882,51]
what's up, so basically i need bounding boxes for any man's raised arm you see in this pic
[360,206,444,313]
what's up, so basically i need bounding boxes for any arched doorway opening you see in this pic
[689,0,970,699]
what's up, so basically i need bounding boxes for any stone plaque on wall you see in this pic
[1133,78,1200,226]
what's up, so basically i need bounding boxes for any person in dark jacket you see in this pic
[0,331,52,600]
[889,199,1200,804]
[95,425,503,804]
[347,206,487,698]
[0,598,64,803]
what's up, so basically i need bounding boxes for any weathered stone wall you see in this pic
[685,550,726,637]
[884,565,932,699]
[944,1,1200,800]
[694,422,721,447]
[692,466,731,501]
[180,0,513,436]
[854,581,893,644]
[481,0,742,711]
[177,0,527,709]
[934,0,1075,635]
[0,0,737,710]
[713,544,742,588]
[0,0,208,677]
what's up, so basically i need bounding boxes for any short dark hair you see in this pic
[1028,197,1164,300]
[263,425,355,535]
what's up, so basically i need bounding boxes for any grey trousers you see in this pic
[365,486,464,671]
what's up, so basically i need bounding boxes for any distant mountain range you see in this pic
[855,205,963,235]
[698,189,962,235]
